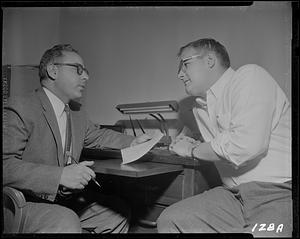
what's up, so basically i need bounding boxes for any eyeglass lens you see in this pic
[54,63,89,76]
[77,65,89,76]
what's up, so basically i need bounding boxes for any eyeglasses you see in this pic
[178,54,204,74]
[53,63,89,76]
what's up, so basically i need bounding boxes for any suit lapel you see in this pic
[36,88,64,166]
[71,109,85,161]
[69,100,84,162]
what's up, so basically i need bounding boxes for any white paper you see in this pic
[121,130,164,164]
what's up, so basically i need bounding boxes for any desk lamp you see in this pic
[116,100,178,146]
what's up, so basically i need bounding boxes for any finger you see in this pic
[78,175,89,186]
[139,134,152,142]
[147,130,156,137]
[172,137,178,144]
[176,135,185,140]
[173,138,182,144]
[80,160,94,167]
[186,137,196,143]
[174,137,184,144]
[76,182,85,189]
[79,182,87,188]
[140,137,151,143]
[81,178,89,186]
[144,136,152,142]
[178,136,188,141]
[81,171,92,182]
[142,133,152,139]
[82,166,96,178]
[177,136,192,144]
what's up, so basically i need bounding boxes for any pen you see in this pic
[91,177,102,189]
[68,155,102,189]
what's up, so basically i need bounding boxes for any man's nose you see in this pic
[81,71,89,81]
[177,69,186,81]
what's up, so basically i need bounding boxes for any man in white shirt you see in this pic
[156,38,292,237]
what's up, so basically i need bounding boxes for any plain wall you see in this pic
[2,8,61,97]
[2,2,292,136]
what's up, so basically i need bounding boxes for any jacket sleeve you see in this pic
[83,119,135,149]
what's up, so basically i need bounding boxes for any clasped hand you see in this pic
[169,135,198,157]
[60,161,96,190]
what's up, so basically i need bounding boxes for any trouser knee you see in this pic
[49,206,81,233]
[156,202,210,233]
[157,206,180,230]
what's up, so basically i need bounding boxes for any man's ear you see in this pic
[46,64,57,81]
[206,53,215,69]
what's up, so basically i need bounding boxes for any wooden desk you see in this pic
[81,148,222,230]
[92,159,183,177]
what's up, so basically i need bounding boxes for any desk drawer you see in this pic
[147,173,184,205]
[117,171,182,206]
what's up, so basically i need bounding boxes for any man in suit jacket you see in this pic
[3,44,151,233]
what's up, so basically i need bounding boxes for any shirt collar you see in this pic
[195,67,235,108]
[208,67,235,99]
[43,87,66,118]
[195,97,208,109]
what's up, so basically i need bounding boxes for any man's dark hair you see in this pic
[178,38,230,69]
[39,44,78,81]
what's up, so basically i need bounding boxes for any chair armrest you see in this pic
[3,187,26,208]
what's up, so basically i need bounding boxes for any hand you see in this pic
[60,161,96,190]
[169,136,196,157]
[130,133,153,147]
[173,135,196,144]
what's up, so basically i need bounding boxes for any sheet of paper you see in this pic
[121,130,164,164]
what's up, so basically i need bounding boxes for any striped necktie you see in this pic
[64,104,72,165]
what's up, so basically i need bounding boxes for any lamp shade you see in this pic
[116,100,178,114]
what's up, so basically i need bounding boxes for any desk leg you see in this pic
[182,167,210,199]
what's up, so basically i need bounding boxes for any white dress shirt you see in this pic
[43,87,68,153]
[193,64,291,187]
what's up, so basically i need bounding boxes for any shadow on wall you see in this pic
[115,118,180,138]
[177,96,203,141]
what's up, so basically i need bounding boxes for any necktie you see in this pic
[56,104,73,201]
[64,104,72,165]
